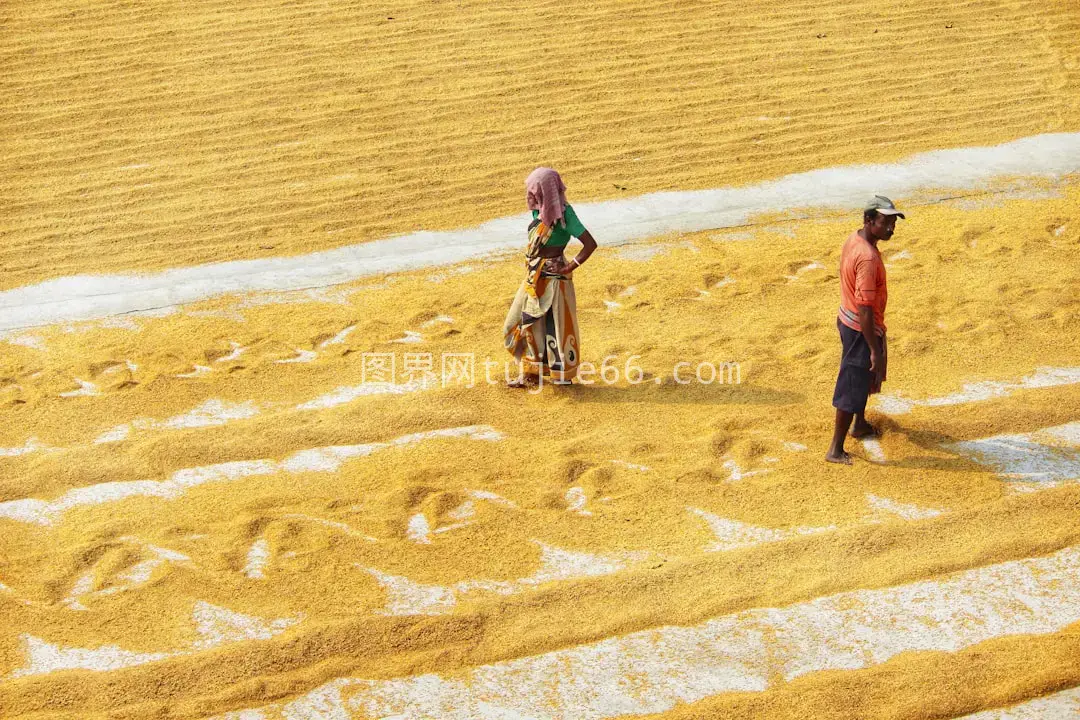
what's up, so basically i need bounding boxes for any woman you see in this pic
[503,167,597,386]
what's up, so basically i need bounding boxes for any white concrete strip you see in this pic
[95,399,262,444]
[565,487,592,516]
[217,342,246,362]
[319,325,356,347]
[159,399,261,429]
[612,244,667,261]
[0,332,47,349]
[26,378,424,455]
[118,544,190,586]
[518,543,641,587]
[229,545,1080,719]
[0,460,276,526]
[10,602,298,678]
[391,331,424,344]
[610,460,650,471]
[690,508,833,552]
[861,438,887,463]
[0,438,49,457]
[615,240,699,262]
[63,573,95,611]
[426,266,476,283]
[0,426,504,526]
[420,316,454,329]
[364,541,643,616]
[94,425,133,444]
[405,514,432,544]
[192,601,298,649]
[446,501,475,522]
[723,459,770,482]
[433,523,469,535]
[3,133,1078,330]
[952,421,1080,485]
[59,379,99,398]
[1044,424,1080,444]
[16,377,442,452]
[958,686,1080,718]
[431,501,476,536]
[876,367,1080,414]
[467,489,517,508]
[276,349,318,364]
[214,711,268,720]
[866,494,943,521]
[12,636,172,677]
[296,382,425,410]
[784,261,825,281]
[364,569,457,616]
[101,361,135,376]
[64,541,193,608]
[243,539,271,580]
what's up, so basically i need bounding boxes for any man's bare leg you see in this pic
[851,412,877,438]
[826,408,854,464]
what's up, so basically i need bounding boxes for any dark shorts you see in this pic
[832,318,873,414]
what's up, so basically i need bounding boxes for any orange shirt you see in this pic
[838,230,887,335]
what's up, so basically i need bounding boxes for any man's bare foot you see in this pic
[825,450,853,465]
[850,423,878,439]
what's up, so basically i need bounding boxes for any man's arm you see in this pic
[853,254,883,378]
[857,304,883,377]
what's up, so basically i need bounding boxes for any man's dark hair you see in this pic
[863,209,879,223]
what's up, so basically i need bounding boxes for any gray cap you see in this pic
[865,195,906,219]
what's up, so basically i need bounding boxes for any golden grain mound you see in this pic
[2,0,1078,290]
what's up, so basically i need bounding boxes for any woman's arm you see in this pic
[567,230,597,271]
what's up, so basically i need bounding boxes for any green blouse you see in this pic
[532,204,587,249]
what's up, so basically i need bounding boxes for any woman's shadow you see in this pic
[558,380,805,406]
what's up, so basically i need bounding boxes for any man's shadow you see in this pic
[862,414,995,474]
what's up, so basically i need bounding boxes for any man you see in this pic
[825,196,905,465]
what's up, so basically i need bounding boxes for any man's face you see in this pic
[867,213,897,242]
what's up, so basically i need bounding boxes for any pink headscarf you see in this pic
[525,167,568,228]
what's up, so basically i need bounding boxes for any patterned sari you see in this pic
[502,219,581,382]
